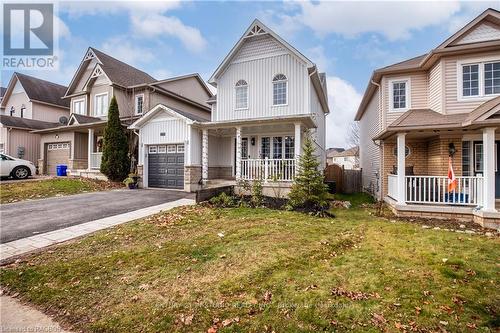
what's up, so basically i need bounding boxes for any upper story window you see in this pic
[459,60,500,99]
[73,98,85,115]
[390,80,409,111]
[235,80,248,110]
[484,62,500,95]
[94,93,109,117]
[462,64,479,97]
[272,74,287,106]
[20,104,25,118]
[9,106,14,116]
[135,94,144,115]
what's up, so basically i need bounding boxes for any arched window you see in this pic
[9,106,15,116]
[235,80,248,110]
[20,104,26,118]
[272,74,287,106]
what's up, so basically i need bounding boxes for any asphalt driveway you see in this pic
[0,189,194,243]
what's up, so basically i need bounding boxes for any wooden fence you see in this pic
[324,164,362,194]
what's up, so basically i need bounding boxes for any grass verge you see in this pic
[0,202,498,332]
[0,178,122,204]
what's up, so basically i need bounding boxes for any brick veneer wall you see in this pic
[381,136,463,197]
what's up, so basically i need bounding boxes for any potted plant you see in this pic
[123,173,139,189]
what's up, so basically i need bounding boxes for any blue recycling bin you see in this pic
[56,164,67,176]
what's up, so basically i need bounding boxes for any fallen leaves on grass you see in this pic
[146,205,210,226]
[331,287,380,301]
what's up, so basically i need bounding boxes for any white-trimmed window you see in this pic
[459,59,500,99]
[272,137,283,159]
[135,94,144,115]
[177,144,185,153]
[235,80,248,110]
[94,93,109,117]
[462,64,479,97]
[148,146,157,154]
[484,62,500,95]
[272,74,287,106]
[167,145,176,153]
[261,136,295,159]
[284,136,295,159]
[389,79,410,111]
[73,98,85,115]
[158,145,166,153]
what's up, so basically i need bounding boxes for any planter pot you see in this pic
[128,183,138,189]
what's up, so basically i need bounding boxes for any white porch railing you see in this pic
[241,158,295,182]
[405,176,483,206]
[90,152,103,169]
[387,174,398,200]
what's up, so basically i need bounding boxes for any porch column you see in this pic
[235,126,242,179]
[202,129,208,183]
[396,132,406,204]
[87,128,94,171]
[294,122,301,177]
[482,127,496,212]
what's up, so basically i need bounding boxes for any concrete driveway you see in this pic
[0,189,194,243]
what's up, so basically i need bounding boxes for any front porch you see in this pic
[382,127,500,230]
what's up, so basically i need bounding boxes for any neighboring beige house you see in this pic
[33,47,212,176]
[130,19,329,193]
[0,73,69,164]
[327,146,359,169]
[355,8,500,229]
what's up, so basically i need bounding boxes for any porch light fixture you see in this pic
[448,143,456,157]
[55,134,59,139]
[251,137,255,146]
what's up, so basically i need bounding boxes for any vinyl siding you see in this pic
[454,22,500,45]
[190,127,202,166]
[208,136,232,167]
[149,91,210,121]
[214,53,308,122]
[428,61,443,113]
[154,77,211,107]
[32,102,69,123]
[3,91,32,119]
[359,88,381,199]
[140,115,189,145]
[310,82,326,165]
[232,34,286,63]
[4,128,40,164]
[443,51,500,114]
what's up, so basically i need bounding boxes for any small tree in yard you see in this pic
[100,96,130,182]
[288,135,330,215]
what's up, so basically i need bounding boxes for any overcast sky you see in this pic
[2,0,499,149]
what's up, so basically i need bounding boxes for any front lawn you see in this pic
[1,201,498,332]
[0,178,122,204]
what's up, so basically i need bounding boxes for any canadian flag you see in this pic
[448,157,457,192]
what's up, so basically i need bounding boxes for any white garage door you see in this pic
[46,142,70,175]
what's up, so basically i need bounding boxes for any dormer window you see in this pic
[235,80,248,110]
[135,94,144,115]
[272,74,287,106]
[389,78,410,112]
[9,106,14,116]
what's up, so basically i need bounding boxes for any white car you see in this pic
[0,153,37,179]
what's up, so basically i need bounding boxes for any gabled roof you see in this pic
[128,103,210,129]
[0,115,59,130]
[149,73,214,98]
[65,47,156,96]
[209,19,314,85]
[355,8,500,121]
[68,113,102,125]
[1,73,69,109]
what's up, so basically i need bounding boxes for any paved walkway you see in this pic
[0,198,194,262]
[0,295,71,333]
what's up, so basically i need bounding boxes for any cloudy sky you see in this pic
[2,0,499,148]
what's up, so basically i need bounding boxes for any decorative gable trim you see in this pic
[67,113,80,125]
[84,48,97,61]
[128,104,193,130]
[246,24,266,37]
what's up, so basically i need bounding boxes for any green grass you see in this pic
[0,178,121,203]
[1,201,499,332]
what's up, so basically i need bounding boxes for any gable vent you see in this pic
[84,49,96,61]
[247,25,266,37]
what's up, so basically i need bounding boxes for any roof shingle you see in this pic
[15,73,69,108]
[0,115,59,130]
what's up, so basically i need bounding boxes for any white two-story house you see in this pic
[355,8,500,229]
[130,19,329,193]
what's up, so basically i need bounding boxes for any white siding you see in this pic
[232,34,286,63]
[428,61,443,113]
[359,88,381,199]
[208,136,232,167]
[214,53,309,121]
[140,116,189,145]
[190,127,202,166]
[455,22,500,45]
[310,83,326,165]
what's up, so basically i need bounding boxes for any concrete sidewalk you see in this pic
[0,198,195,262]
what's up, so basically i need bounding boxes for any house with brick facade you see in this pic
[355,8,500,229]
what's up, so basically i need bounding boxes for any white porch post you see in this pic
[482,127,496,212]
[236,126,242,180]
[202,129,208,183]
[294,122,301,177]
[87,128,94,171]
[396,132,406,204]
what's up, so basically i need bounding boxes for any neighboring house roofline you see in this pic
[328,146,359,158]
[355,8,500,121]
[149,85,212,112]
[147,73,214,98]
[0,115,59,130]
[1,72,69,109]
